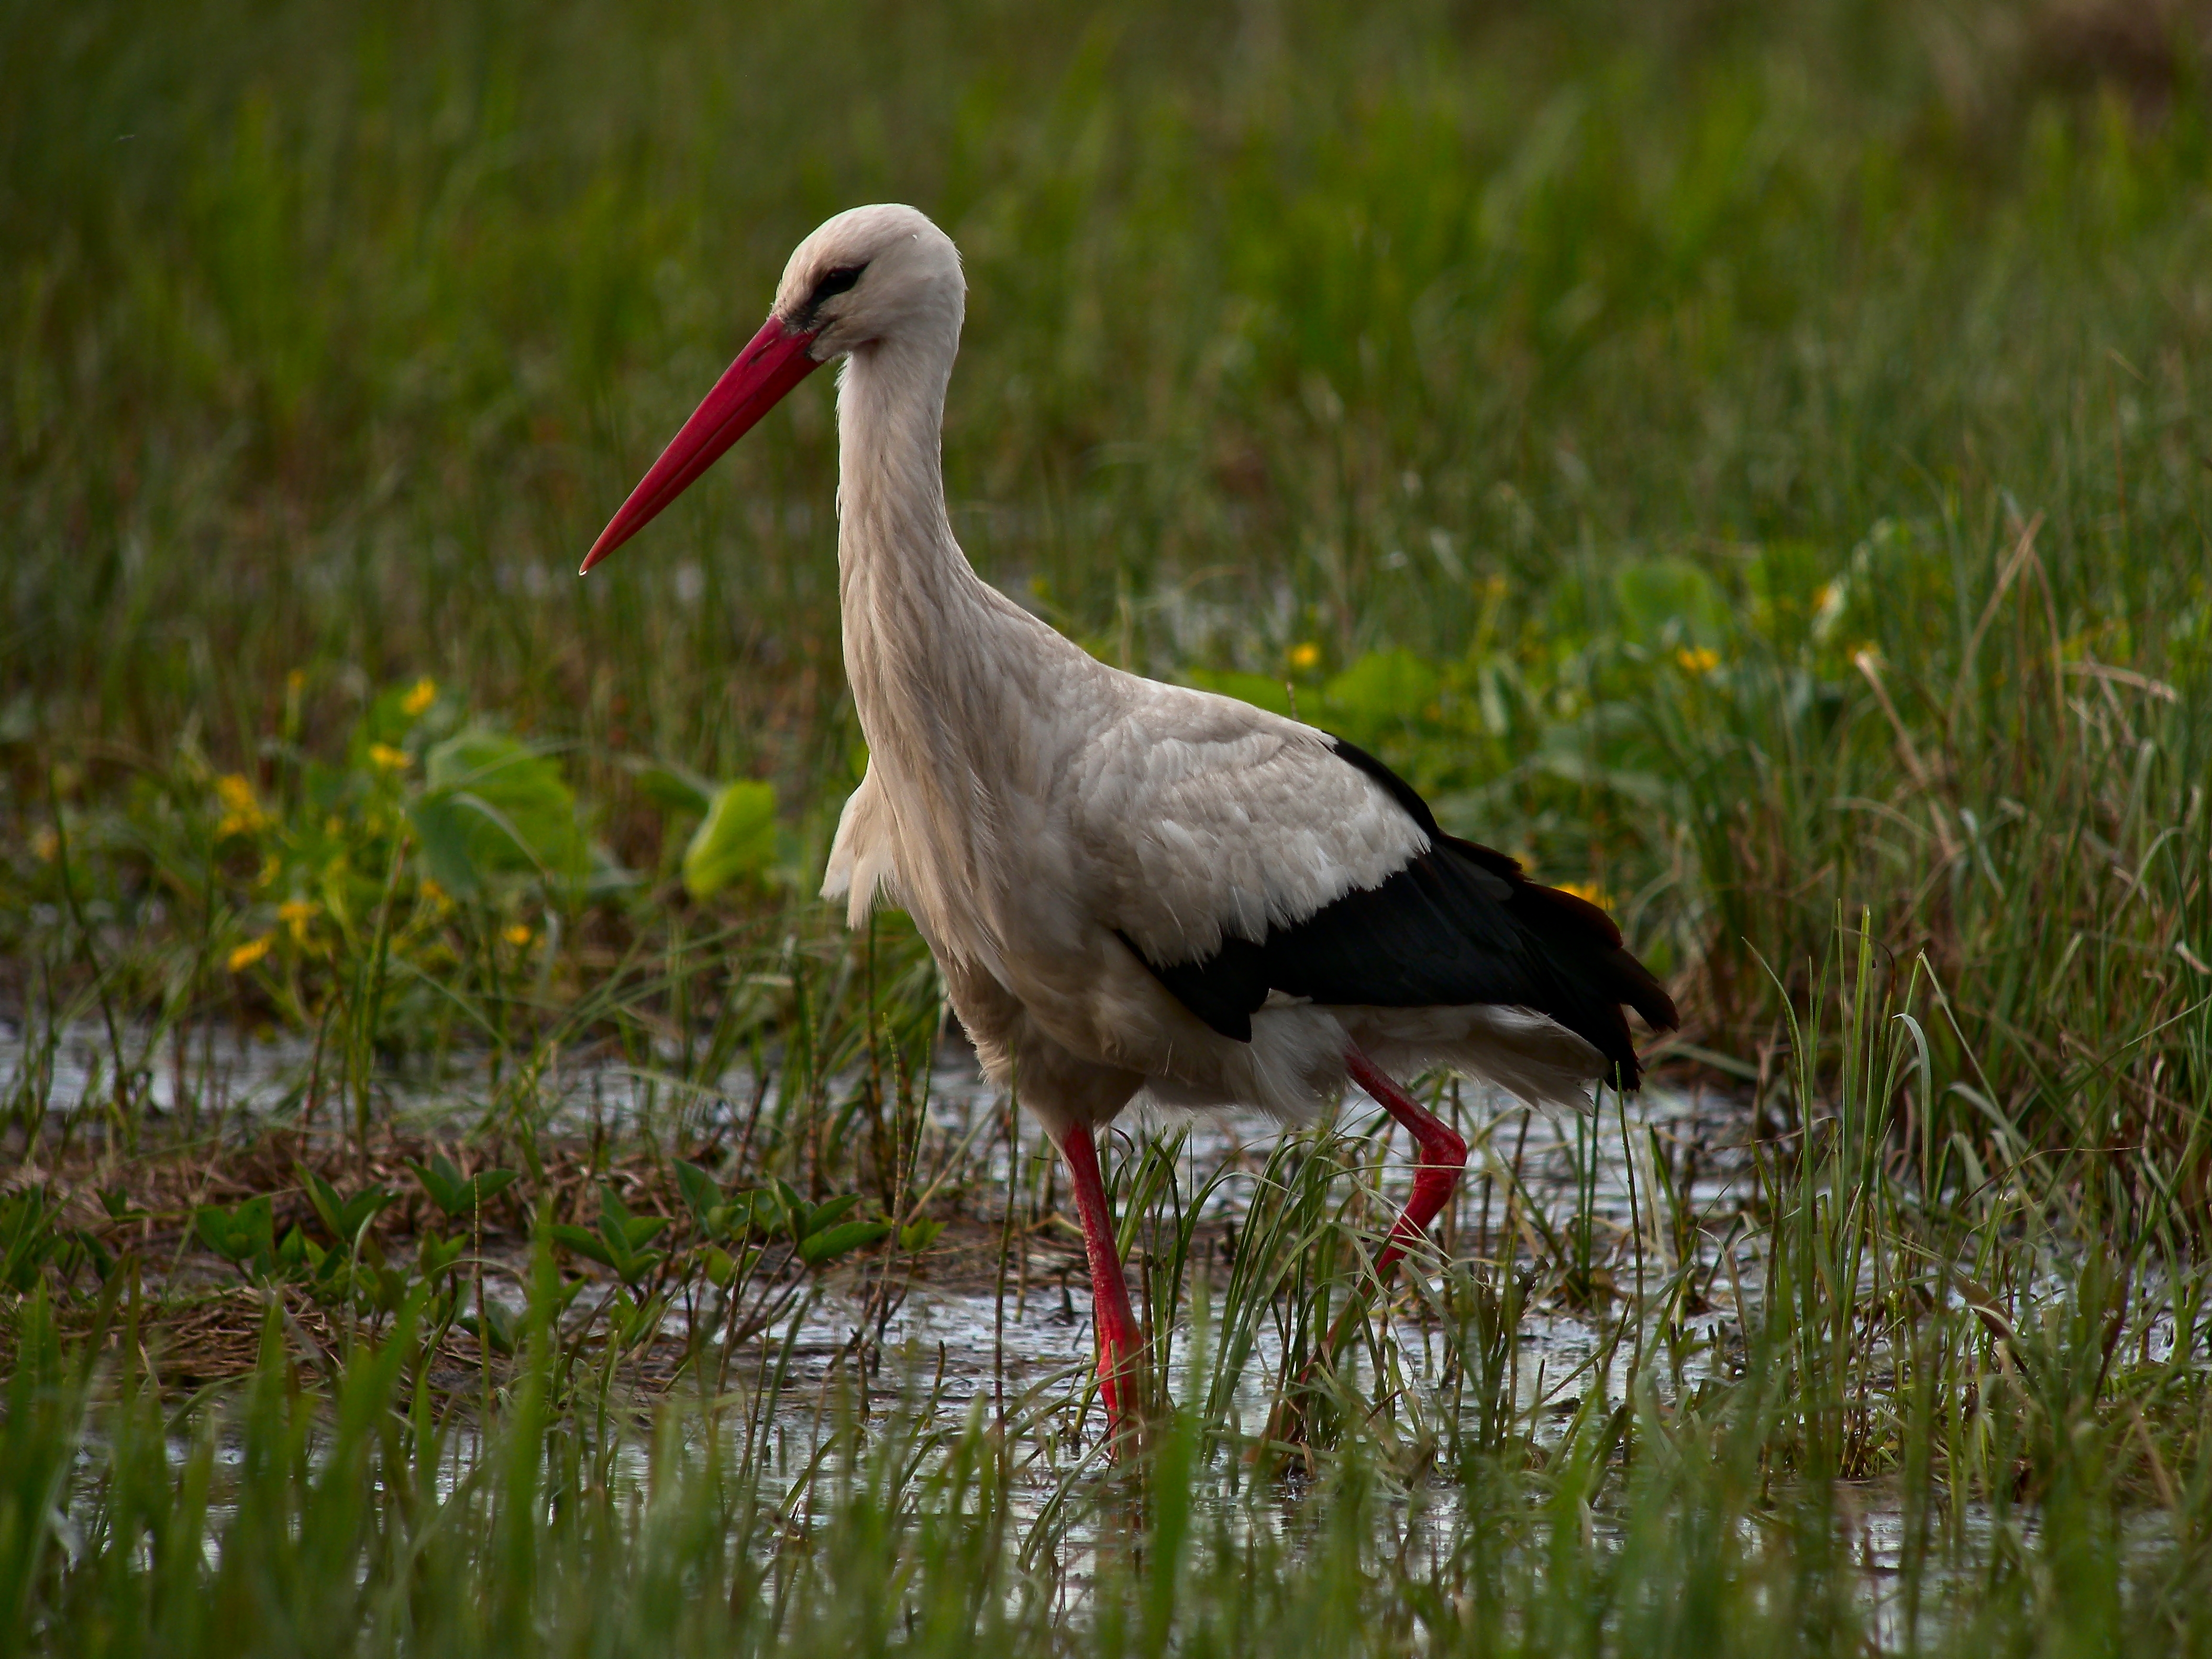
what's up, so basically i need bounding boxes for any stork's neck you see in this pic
[833,335,972,613]
[832,328,1030,786]
[828,309,1098,958]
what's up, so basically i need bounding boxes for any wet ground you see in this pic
[16,1015,2041,1630]
[2,1013,1760,1428]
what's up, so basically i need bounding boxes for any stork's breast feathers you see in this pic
[1073,692,1429,966]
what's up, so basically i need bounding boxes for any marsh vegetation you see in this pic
[4,0,2211,1651]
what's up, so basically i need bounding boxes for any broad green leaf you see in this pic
[1612,558,1725,647]
[609,1288,667,1344]
[673,1161,722,1225]
[770,1179,807,1239]
[410,1156,517,1219]
[549,1223,617,1269]
[98,1188,141,1222]
[797,1193,861,1241]
[460,1291,516,1355]
[797,1221,891,1266]
[406,794,485,898]
[407,1158,459,1213]
[235,1194,275,1253]
[595,1185,666,1257]
[193,1207,238,1259]
[1322,649,1439,729]
[530,1275,589,1323]
[681,779,779,900]
[410,729,588,897]
[469,1169,519,1207]
[299,1163,394,1242]
[616,1214,668,1251]
[898,1219,946,1253]
[196,1196,274,1268]
[708,1194,768,1240]
[417,1231,465,1279]
[596,1185,635,1229]
[628,759,716,817]
[297,1164,347,1237]
[276,1226,312,1271]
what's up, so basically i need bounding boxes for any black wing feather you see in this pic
[1124,738,1678,1089]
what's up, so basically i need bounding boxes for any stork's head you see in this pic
[581,203,963,573]
[772,203,964,362]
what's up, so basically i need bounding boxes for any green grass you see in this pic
[5,0,2212,1651]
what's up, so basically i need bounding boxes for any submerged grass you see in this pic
[5,0,2212,1650]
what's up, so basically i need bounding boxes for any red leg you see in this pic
[1345,1045,1468,1276]
[1057,1124,1142,1440]
[1264,1047,1471,1445]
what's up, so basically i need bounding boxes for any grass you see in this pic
[4,0,2212,1651]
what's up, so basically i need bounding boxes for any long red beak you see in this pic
[580,317,822,573]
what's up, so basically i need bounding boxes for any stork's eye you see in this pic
[811,264,866,305]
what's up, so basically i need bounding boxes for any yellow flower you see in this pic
[503,923,535,947]
[368,743,411,771]
[278,898,319,942]
[215,773,269,837]
[286,668,306,694]
[1289,642,1322,671]
[227,936,274,972]
[419,877,450,908]
[401,677,437,717]
[32,827,58,863]
[1557,880,1614,911]
[1674,646,1720,674]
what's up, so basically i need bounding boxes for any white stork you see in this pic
[581,204,1676,1438]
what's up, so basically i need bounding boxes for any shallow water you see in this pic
[2,1013,1757,1415]
[10,1013,1863,1608]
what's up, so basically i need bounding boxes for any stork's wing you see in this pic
[1072,685,1428,966]
[1076,684,1676,1087]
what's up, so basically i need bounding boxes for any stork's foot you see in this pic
[1093,1304,1144,1443]
[1058,1124,1145,1451]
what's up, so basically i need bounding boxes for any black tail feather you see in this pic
[1128,737,1678,1090]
